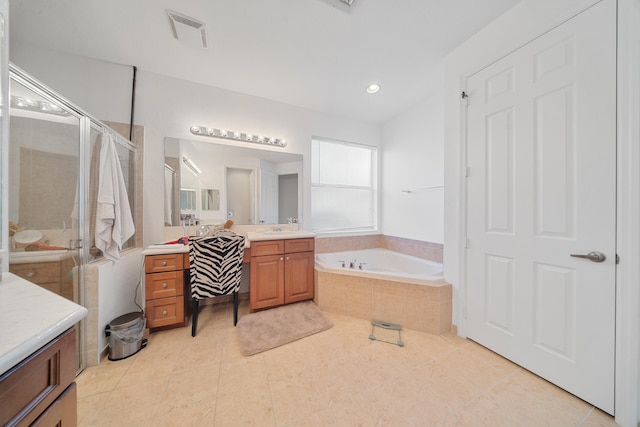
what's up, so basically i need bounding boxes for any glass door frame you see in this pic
[9,63,90,373]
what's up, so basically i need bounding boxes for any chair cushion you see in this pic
[189,235,245,300]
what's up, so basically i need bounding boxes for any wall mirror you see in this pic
[164,137,302,226]
[202,189,220,211]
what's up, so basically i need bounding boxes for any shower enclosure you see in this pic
[7,64,136,372]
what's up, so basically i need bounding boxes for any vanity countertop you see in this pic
[246,230,316,241]
[0,273,88,376]
[144,230,316,255]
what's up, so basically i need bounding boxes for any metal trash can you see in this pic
[105,312,147,361]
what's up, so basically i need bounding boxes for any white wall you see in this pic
[381,62,444,243]
[95,249,144,362]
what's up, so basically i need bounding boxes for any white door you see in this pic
[260,169,279,224]
[465,0,616,413]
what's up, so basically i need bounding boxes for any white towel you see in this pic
[164,167,173,226]
[95,133,135,262]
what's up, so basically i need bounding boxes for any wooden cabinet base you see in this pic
[0,327,77,427]
[250,238,314,312]
[145,252,190,331]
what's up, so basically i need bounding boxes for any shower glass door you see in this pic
[8,75,86,371]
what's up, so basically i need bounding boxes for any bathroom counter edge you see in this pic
[0,273,88,376]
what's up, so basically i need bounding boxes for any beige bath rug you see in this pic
[236,301,333,356]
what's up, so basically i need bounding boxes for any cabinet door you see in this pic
[284,251,314,304]
[250,254,284,310]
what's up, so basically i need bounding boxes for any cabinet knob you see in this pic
[280,257,284,261]
[162,283,168,288]
[286,256,290,261]
[162,310,168,316]
[26,271,35,277]
[161,261,167,266]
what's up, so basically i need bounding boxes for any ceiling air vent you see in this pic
[318,0,360,13]
[167,10,208,49]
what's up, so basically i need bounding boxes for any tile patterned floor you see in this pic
[77,300,617,426]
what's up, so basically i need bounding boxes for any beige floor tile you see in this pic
[77,300,616,427]
[474,369,593,426]
[76,357,133,398]
[215,382,275,427]
[77,392,111,426]
[580,407,618,426]
[90,375,170,427]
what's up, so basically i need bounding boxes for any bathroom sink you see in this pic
[262,230,298,235]
[247,230,316,241]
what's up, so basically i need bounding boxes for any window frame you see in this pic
[310,137,379,234]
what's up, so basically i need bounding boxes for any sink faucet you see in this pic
[338,260,345,268]
[358,262,366,270]
[272,226,283,232]
[350,259,357,269]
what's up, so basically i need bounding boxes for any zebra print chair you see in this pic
[189,234,245,337]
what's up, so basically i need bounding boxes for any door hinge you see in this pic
[465,167,470,178]
[616,254,620,264]
[461,91,469,106]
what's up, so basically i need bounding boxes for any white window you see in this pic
[311,138,378,233]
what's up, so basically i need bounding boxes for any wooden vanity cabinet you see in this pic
[0,327,77,427]
[250,238,314,311]
[145,252,189,330]
[10,257,75,301]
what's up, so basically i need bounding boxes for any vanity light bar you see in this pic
[190,125,287,147]
[182,156,202,175]
[10,95,70,117]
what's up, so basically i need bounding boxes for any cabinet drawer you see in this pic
[32,382,76,427]
[285,238,315,254]
[145,253,183,273]
[0,328,76,427]
[146,297,185,328]
[250,240,285,257]
[145,271,184,299]
[10,262,60,285]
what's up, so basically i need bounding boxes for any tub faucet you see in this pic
[350,259,357,269]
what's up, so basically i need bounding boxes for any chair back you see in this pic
[189,234,245,300]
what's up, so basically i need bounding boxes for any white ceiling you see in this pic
[8,0,520,124]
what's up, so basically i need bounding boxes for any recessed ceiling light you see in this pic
[366,84,381,94]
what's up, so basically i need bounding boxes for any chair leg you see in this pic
[191,299,200,337]
[233,291,239,326]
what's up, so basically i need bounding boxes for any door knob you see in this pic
[570,251,606,263]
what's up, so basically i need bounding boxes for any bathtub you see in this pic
[315,248,445,286]
[314,249,451,334]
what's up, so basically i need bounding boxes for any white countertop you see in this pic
[246,230,316,241]
[143,231,315,255]
[0,273,88,376]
